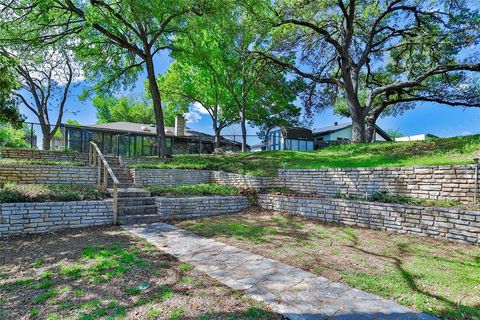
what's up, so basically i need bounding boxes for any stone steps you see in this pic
[110,188,152,198]
[118,204,157,216]
[117,197,155,206]
[119,214,166,225]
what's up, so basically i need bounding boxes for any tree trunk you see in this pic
[240,111,247,152]
[213,127,221,149]
[365,116,377,143]
[351,114,366,143]
[41,125,51,150]
[145,52,167,158]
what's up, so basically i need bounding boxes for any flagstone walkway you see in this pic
[123,223,437,320]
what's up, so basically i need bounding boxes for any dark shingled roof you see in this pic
[81,122,241,145]
[281,127,315,140]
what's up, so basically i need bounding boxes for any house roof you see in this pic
[77,122,242,145]
[313,121,392,141]
[281,127,315,140]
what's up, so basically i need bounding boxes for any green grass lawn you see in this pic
[0,183,107,203]
[173,210,480,319]
[146,184,239,197]
[133,135,480,176]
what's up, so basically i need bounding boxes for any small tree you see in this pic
[0,55,23,127]
[4,47,78,150]
[159,61,239,149]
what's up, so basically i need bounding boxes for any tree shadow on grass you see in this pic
[345,232,479,319]
[0,226,281,319]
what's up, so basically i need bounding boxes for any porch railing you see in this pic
[89,141,120,225]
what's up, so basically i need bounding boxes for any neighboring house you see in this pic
[395,134,439,142]
[313,122,392,145]
[265,127,315,151]
[61,115,244,156]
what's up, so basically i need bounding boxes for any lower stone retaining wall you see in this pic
[0,200,113,236]
[257,194,480,244]
[155,196,250,219]
[131,168,211,187]
[0,164,97,184]
[0,148,88,163]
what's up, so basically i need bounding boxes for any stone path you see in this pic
[123,223,437,320]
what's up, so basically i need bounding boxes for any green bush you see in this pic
[146,184,239,197]
[0,158,85,166]
[0,183,107,203]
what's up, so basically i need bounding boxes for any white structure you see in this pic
[395,134,438,142]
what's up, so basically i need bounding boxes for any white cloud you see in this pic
[191,101,209,115]
[461,131,472,136]
[184,111,202,124]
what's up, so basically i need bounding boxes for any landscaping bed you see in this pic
[0,226,284,319]
[173,209,480,319]
[146,184,239,197]
[0,183,107,203]
[0,158,85,166]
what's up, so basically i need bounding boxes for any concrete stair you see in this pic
[109,188,167,225]
[104,155,134,188]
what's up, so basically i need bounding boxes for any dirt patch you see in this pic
[0,226,284,319]
[173,208,480,320]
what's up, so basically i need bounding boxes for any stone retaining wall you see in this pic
[119,157,166,166]
[155,196,250,219]
[0,164,97,184]
[279,165,477,203]
[131,168,211,187]
[258,194,480,244]
[0,148,88,163]
[0,200,113,236]
[209,171,274,191]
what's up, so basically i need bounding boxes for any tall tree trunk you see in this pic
[145,52,167,158]
[240,110,247,152]
[213,127,221,149]
[41,124,51,150]
[350,110,366,143]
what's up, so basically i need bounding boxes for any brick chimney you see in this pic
[175,115,185,136]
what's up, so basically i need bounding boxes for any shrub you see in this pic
[0,183,107,203]
[146,184,238,197]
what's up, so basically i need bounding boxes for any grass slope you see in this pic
[133,135,480,176]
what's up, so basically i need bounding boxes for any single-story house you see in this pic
[265,127,315,151]
[313,122,392,144]
[59,115,244,156]
[395,134,439,142]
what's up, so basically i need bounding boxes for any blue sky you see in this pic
[19,51,480,146]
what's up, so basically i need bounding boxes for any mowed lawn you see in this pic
[0,227,284,320]
[174,209,480,319]
[133,135,480,176]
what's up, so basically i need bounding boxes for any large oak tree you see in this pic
[251,0,480,142]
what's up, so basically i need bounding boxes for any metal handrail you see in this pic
[89,141,120,225]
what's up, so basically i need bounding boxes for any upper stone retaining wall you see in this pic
[258,194,480,245]
[0,148,88,163]
[155,196,250,219]
[0,200,113,236]
[131,168,211,187]
[119,156,167,166]
[131,164,478,204]
[210,171,274,191]
[0,164,97,185]
[279,165,477,203]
